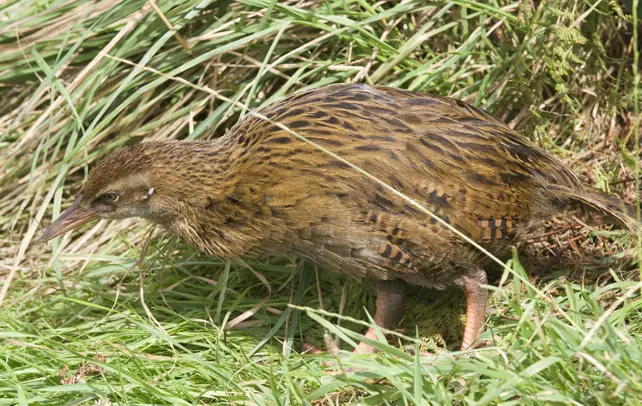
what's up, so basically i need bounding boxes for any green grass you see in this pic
[1,0,642,404]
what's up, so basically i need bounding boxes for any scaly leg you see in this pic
[460,268,488,350]
[302,279,406,355]
[354,279,406,354]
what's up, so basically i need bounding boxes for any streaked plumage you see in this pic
[43,84,636,351]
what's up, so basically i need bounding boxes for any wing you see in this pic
[224,84,582,280]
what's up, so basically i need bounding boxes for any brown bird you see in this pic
[41,84,637,352]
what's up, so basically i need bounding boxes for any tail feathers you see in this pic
[546,184,639,233]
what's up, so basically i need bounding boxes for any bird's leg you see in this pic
[460,267,488,350]
[354,279,406,354]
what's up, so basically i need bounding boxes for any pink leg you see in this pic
[460,268,488,350]
[354,279,406,354]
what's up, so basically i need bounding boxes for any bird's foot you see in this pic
[301,342,325,355]
[301,336,378,374]
[461,339,492,352]
[302,335,438,375]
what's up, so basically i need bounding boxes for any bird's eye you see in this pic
[102,192,119,202]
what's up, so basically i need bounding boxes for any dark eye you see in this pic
[101,192,119,202]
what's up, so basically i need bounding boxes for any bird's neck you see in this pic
[146,140,260,258]
[148,139,236,198]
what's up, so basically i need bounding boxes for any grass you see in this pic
[1,0,642,404]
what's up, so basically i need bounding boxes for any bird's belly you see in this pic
[253,188,523,289]
[264,220,506,290]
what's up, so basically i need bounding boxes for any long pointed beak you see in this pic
[40,194,99,243]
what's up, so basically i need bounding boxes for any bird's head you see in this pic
[40,144,169,243]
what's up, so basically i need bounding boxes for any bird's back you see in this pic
[199,84,595,287]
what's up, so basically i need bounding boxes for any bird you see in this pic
[41,83,637,353]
